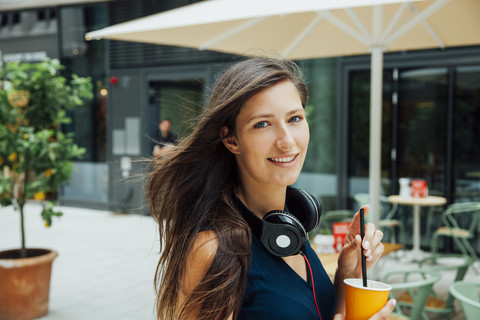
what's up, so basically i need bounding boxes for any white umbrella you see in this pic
[86,0,480,225]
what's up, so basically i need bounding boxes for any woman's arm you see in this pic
[178,231,216,318]
[333,205,385,315]
[177,230,233,320]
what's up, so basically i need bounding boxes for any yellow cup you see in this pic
[344,278,391,320]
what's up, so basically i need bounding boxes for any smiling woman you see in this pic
[146,56,393,320]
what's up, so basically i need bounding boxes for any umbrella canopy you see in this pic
[86,0,480,224]
[86,0,480,59]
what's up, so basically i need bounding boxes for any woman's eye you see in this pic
[289,115,303,123]
[254,121,268,128]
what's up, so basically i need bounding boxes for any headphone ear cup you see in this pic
[262,210,307,256]
[286,188,322,232]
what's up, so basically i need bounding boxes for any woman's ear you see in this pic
[221,126,240,154]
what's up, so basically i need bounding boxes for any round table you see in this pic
[387,195,447,261]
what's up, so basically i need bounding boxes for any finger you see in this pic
[367,242,384,263]
[363,227,383,262]
[361,204,370,217]
[362,222,376,243]
[370,299,396,320]
[372,229,384,247]
[341,234,362,257]
[364,227,384,251]
[360,223,375,259]
[352,205,370,226]
[347,205,370,239]
[333,313,345,320]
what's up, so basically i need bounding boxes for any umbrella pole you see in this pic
[368,46,383,227]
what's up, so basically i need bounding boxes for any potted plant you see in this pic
[0,59,92,319]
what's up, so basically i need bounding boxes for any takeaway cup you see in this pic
[344,278,391,320]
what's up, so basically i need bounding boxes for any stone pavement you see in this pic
[1,202,476,319]
[1,202,159,320]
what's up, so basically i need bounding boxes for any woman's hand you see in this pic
[333,299,396,320]
[333,205,386,315]
[337,205,384,279]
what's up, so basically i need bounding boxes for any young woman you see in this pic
[146,57,396,320]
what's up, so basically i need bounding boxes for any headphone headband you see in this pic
[235,187,322,257]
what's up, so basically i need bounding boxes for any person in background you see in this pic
[153,118,177,157]
[146,57,395,320]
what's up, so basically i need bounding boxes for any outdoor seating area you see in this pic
[313,191,480,320]
[419,255,475,319]
[450,281,480,320]
[382,268,441,320]
[430,202,480,263]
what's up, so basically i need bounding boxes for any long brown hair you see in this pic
[146,56,308,320]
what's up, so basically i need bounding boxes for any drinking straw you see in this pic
[360,208,367,287]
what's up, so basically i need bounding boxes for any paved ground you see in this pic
[1,202,476,319]
[1,202,159,320]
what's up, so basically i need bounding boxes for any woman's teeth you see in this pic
[270,156,295,163]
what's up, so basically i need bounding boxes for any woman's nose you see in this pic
[275,125,295,150]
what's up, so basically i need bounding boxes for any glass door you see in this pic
[347,70,393,201]
[453,66,480,202]
[147,79,204,155]
[396,68,448,197]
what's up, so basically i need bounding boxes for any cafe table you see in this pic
[387,195,446,262]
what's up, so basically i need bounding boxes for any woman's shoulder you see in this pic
[178,231,220,311]
[184,231,218,286]
[191,230,218,262]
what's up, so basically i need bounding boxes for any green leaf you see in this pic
[40,201,63,227]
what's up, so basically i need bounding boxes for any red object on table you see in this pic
[411,179,428,198]
[333,222,350,252]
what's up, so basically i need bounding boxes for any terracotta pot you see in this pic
[0,248,58,320]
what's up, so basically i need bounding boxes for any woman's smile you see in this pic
[268,153,299,167]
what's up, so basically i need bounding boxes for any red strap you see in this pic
[303,254,322,320]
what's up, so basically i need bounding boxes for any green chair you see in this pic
[353,193,405,244]
[382,268,441,320]
[449,281,480,320]
[317,209,352,235]
[430,202,480,262]
[423,189,445,241]
[314,195,352,236]
[417,255,474,319]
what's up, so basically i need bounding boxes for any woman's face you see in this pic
[226,80,309,189]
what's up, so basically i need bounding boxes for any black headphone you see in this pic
[235,186,322,257]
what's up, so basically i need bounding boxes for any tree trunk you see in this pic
[19,202,26,258]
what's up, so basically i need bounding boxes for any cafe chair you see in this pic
[449,281,480,320]
[353,193,405,244]
[430,202,480,263]
[423,189,445,241]
[382,268,441,320]
[414,255,474,319]
[317,209,352,234]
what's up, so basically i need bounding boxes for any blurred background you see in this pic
[1,0,479,256]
